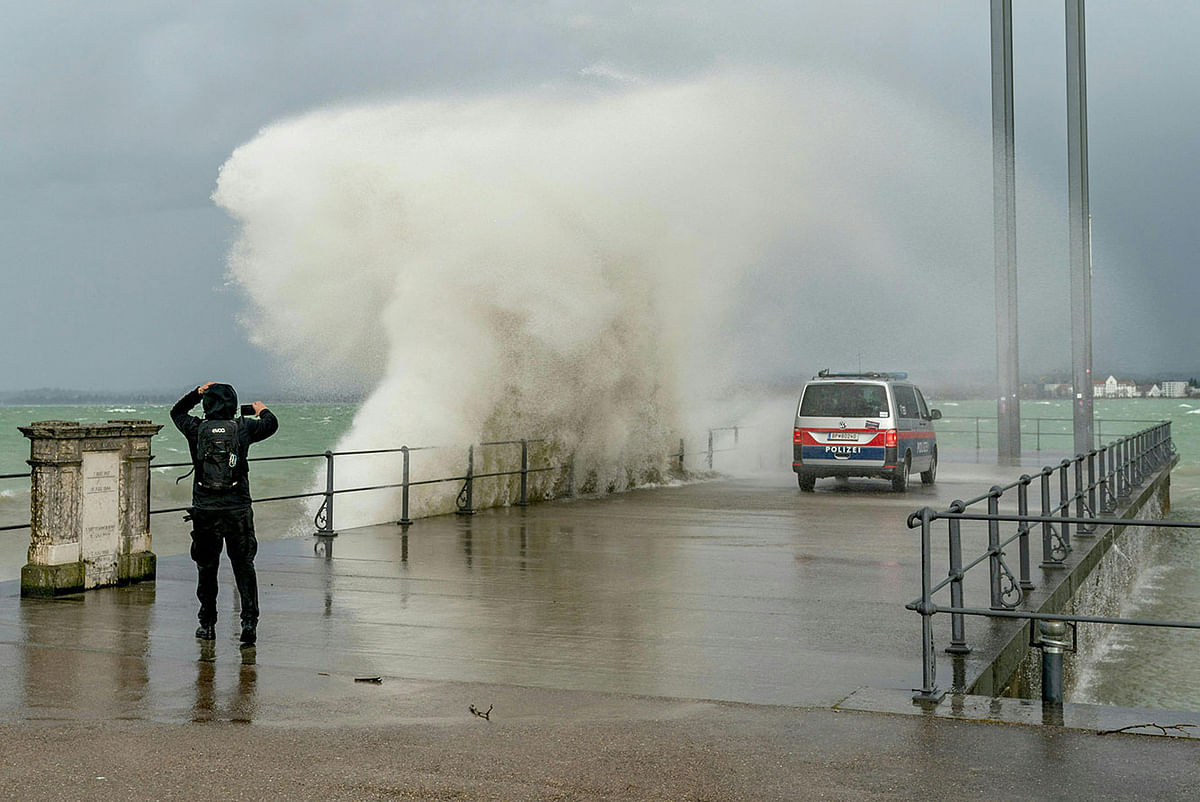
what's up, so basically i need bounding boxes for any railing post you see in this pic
[1074,456,1093,538]
[733,426,740,447]
[1040,468,1063,569]
[1137,429,1148,480]
[679,438,685,472]
[946,501,971,654]
[1111,441,1122,506]
[988,489,1003,610]
[975,417,981,450]
[1086,450,1097,522]
[1131,432,1141,486]
[1120,436,1132,500]
[914,507,943,702]
[314,450,336,536]
[518,439,529,507]
[1058,460,1072,551]
[457,444,475,515]
[1098,445,1112,512]
[707,429,714,471]
[398,446,413,526]
[1017,478,1033,590]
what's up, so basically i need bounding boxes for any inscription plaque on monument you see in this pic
[81,451,120,548]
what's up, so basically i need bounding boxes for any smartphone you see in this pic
[240,404,256,417]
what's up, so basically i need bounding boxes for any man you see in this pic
[171,381,278,644]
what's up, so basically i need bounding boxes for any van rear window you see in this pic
[799,384,890,418]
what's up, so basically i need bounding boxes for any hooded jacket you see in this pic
[171,384,279,510]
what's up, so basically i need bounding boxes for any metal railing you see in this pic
[937,416,1165,451]
[0,471,32,533]
[147,439,569,535]
[906,420,1184,703]
[1,426,744,536]
[676,426,744,472]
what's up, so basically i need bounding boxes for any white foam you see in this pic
[214,71,1065,527]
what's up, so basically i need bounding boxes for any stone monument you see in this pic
[19,419,162,596]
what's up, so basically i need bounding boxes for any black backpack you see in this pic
[196,419,241,491]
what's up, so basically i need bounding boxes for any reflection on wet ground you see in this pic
[0,471,1019,724]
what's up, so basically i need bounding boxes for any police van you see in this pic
[792,370,941,492]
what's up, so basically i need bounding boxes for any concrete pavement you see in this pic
[0,468,1197,799]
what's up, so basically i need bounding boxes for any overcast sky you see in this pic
[2,1,1198,395]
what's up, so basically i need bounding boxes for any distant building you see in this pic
[1144,384,1163,398]
[1162,380,1189,398]
[1095,375,1139,398]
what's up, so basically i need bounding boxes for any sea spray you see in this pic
[214,70,1065,527]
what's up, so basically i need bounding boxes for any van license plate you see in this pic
[828,432,857,441]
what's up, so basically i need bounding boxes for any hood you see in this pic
[201,383,239,419]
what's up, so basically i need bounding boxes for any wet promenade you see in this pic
[1,467,1198,799]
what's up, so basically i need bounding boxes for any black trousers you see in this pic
[190,506,259,627]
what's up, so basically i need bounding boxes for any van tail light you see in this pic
[793,428,803,444]
[884,429,898,448]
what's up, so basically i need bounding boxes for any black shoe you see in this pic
[195,623,216,640]
[239,624,257,645]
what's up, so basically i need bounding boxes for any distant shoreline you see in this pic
[0,390,362,406]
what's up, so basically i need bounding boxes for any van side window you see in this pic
[915,389,931,420]
[893,386,919,420]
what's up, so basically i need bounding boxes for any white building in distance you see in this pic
[1094,375,1139,398]
[1162,380,1189,398]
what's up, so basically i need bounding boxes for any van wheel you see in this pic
[892,455,910,492]
[798,472,816,492]
[921,450,937,485]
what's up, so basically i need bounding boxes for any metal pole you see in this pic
[992,0,1021,463]
[1059,460,1072,550]
[518,439,529,506]
[1040,469,1062,568]
[947,502,971,654]
[1087,450,1097,521]
[1067,0,1095,456]
[1039,620,1070,704]
[988,489,1003,609]
[316,450,336,536]
[1074,456,1092,537]
[1120,437,1131,499]
[915,508,943,701]
[398,446,412,526]
[457,444,475,515]
[707,430,714,471]
[1098,445,1112,512]
[1017,478,1033,589]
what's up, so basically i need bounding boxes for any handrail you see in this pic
[1,426,740,535]
[906,420,1181,702]
[937,415,1167,451]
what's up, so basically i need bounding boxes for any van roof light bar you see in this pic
[815,369,908,380]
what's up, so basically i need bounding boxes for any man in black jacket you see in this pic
[171,381,279,644]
